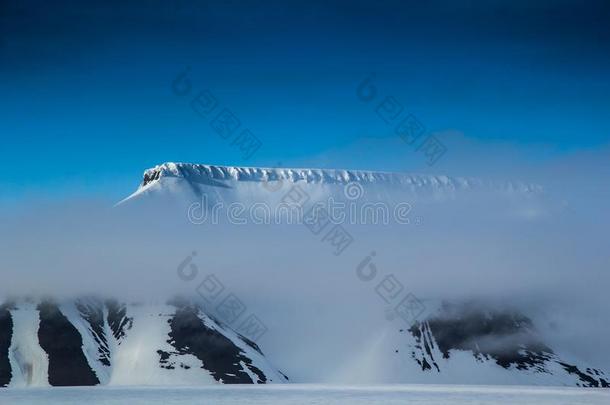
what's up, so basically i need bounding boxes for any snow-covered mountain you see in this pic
[403,302,608,388]
[0,298,287,387]
[2,298,606,388]
[1,162,606,388]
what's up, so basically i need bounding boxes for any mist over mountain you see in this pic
[1,158,609,387]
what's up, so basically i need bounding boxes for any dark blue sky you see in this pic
[1,0,609,199]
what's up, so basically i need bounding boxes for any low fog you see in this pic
[1,146,609,382]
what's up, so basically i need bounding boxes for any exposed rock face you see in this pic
[37,301,100,386]
[167,305,268,383]
[0,303,13,387]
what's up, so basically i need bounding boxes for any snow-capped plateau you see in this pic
[120,162,543,204]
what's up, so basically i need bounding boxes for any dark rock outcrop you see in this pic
[166,305,268,383]
[37,301,99,386]
[0,303,13,387]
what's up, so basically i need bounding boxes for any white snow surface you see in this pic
[1,384,609,405]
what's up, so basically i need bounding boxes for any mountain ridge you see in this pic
[138,162,543,193]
